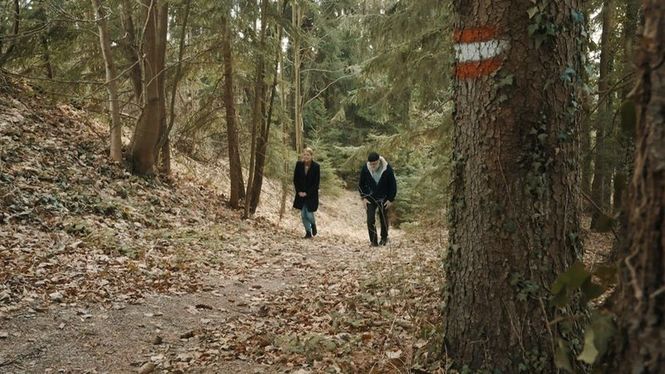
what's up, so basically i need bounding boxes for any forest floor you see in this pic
[0,84,445,373]
[0,83,613,374]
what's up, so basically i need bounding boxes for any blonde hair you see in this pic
[303,147,314,156]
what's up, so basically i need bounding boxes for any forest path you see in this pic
[1,219,443,374]
[0,89,443,373]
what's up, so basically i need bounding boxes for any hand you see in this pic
[383,200,392,208]
[363,198,370,205]
[298,192,307,197]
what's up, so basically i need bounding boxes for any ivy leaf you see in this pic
[578,328,599,364]
[554,338,574,372]
[527,6,540,19]
[578,312,615,364]
[528,23,540,37]
[496,74,514,88]
[581,278,605,304]
[571,10,584,23]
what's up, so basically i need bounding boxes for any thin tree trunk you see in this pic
[155,3,168,174]
[608,1,665,370]
[279,50,289,221]
[119,0,143,102]
[292,1,303,154]
[91,0,123,162]
[0,0,20,68]
[221,11,245,208]
[443,0,583,370]
[613,0,639,212]
[590,0,615,231]
[249,4,284,214]
[37,1,53,79]
[244,0,269,217]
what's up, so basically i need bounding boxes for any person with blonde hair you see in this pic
[293,147,320,238]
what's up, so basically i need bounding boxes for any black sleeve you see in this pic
[313,163,320,192]
[293,162,301,192]
[358,166,369,196]
[387,166,397,201]
[306,163,320,195]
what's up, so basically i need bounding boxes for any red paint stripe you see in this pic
[453,26,498,43]
[455,58,502,79]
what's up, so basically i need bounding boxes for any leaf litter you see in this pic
[0,82,447,372]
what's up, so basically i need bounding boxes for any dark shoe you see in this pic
[304,232,312,239]
[370,241,379,247]
[379,238,388,246]
[311,224,317,236]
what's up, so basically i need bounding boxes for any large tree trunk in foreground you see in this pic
[608,0,665,370]
[91,0,122,162]
[443,0,583,370]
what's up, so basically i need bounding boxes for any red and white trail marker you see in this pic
[454,27,508,79]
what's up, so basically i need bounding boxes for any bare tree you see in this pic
[91,0,122,162]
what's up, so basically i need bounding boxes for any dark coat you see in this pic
[359,160,397,202]
[293,160,320,211]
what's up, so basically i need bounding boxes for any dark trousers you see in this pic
[366,201,388,243]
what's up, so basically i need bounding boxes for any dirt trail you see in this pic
[1,220,442,373]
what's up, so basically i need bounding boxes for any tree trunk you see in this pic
[292,1,304,154]
[279,51,289,221]
[608,1,665,370]
[249,7,284,214]
[130,0,166,175]
[443,0,583,370]
[37,0,53,79]
[244,0,269,217]
[0,0,20,68]
[91,0,122,162]
[221,11,245,208]
[119,0,143,103]
[590,0,615,231]
[155,3,169,174]
[613,0,639,213]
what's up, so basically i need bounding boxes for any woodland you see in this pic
[0,0,663,373]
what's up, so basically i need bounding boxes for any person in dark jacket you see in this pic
[293,147,320,238]
[358,151,397,246]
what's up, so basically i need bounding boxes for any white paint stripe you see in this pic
[454,40,509,62]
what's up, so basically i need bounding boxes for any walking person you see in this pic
[293,147,320,239]
[359,152,397,246]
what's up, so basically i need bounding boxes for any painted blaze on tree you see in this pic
[444,0,585,371]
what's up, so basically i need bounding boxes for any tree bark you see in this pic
[119,0,143,103]
[613,0,639,213]
[443,0,583,370]
[608,0,665,370]
[130,0,166,175]
[155,2,169,174]
[91,0,123,162]
[37,0,53,79]
[249,3,284,214]
[292,1,304,154]
[244,0,269,217]
[590,0,615,231]
[0,0,20,68]
[221,11,245,208]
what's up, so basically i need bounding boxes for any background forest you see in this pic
[0,0,453,226]
[0,0,636,230]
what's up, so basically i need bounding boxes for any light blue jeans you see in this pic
[301,204,316,233]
